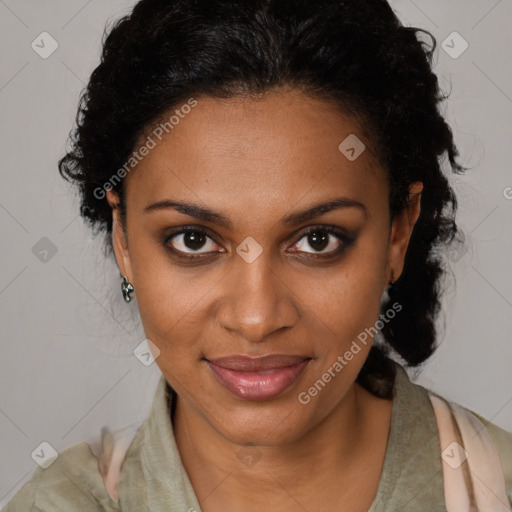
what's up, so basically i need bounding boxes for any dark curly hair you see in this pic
[58,0,465,399]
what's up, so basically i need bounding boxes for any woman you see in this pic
[3,0,511,511]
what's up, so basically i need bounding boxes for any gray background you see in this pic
[1,0,511,506]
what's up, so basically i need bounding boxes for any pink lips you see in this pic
[206,354,311,401]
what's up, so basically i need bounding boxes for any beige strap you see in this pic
[430,394,511,511]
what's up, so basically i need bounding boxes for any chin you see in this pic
[205,399,311,448]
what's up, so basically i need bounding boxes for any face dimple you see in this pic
[118,88,394,446]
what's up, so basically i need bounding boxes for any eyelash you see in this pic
[163,225,355,262]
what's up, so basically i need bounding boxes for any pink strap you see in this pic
[430,394,511,511]
[97,424,141,502]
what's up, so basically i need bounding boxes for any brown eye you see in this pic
[289,226,354,257]
[165,227,224,258]
[305,230,329,252]
[180,231,207,251]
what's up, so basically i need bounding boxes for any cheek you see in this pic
[300,276,383,379]
[293,242,387,413]
[127,238,209,353]
[300,238,388,352]
[132,257,211,394]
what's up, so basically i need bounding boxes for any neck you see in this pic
[172,382,390,509]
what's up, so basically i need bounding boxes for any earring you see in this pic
[389,270,396,286]
[121,275,134,303]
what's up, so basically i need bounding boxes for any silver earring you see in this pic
[121,275,134,303]
[389,270,396,286]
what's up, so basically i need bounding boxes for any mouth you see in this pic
[204,354,312,401]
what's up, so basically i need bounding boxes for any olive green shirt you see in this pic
[3,363,511,511]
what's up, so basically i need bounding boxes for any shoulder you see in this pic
[1,441,119,512]
[390,364,512,507]
[464,407,512,506]
[428,390,512,508]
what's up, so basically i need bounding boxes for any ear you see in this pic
[386,181,423,287]
[106,189,133,282]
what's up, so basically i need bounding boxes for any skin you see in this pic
[106,87,422,511]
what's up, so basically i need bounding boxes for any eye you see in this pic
[163,225,354,262]
[164,227,224,259]
[288,226,352,257]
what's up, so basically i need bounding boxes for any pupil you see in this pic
[309,231,328,251]
[185,231,205,250]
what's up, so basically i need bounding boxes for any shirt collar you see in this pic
[118,375,202,511]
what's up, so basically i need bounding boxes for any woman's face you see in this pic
[107,88,421,446]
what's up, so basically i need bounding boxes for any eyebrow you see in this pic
[143,197,366,229]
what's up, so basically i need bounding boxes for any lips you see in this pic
[208,354,310,372]
[205,354,311,401]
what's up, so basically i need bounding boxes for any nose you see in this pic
[216,250,299,344]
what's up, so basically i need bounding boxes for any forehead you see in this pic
[125,89,387,215]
